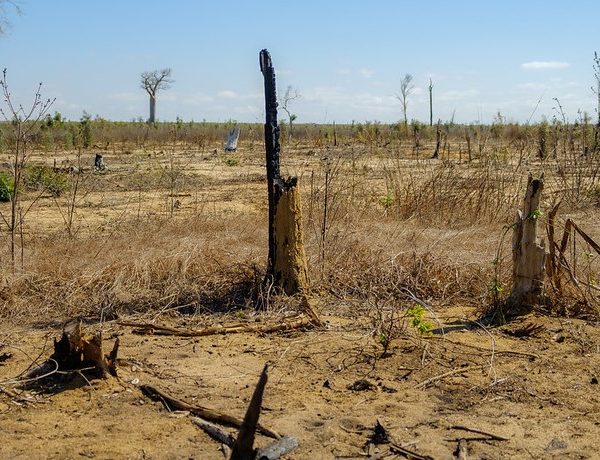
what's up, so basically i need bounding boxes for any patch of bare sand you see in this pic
[1,310,598,459]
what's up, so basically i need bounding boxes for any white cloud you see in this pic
[359,68,375,79]
[521,61,570,70]
[217,90,238,99]
[439,89,480,101]
[107,92,144,102]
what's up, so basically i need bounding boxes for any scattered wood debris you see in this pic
[140,383,279,439]
[347,379,375,392]
[143,364,298,460]
[118,314,319,337]
[230,364,269,459]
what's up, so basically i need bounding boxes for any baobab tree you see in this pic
[140,68,173,123]
[280,85,300,140]
[396,73,414,129]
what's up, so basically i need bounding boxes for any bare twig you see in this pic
[451,424,510,441]
[415,364,484,389]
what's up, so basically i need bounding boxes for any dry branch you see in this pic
[118,315,317,337]
[140,384,280,439]
[415,365,484,389]
[389,442,434,460]
[191,416,236,446]
[454,438,468,460]
[256,436,299,460]
[451,425,510,441]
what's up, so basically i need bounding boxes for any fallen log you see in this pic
[118,315,317,337]
[140,384,280,439]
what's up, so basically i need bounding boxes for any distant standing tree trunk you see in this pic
[592,52,600,152]
[280,85,300,142]
[428,78,434,127]
[432,119,441,159]
[149,94,156,124]
[396,73,414,130]
[140,68,173,124]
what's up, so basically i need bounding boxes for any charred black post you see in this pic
[260,49,281,276]
[259,49,309,295]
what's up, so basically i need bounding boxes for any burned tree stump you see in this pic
[260,49,309,295]
[94,153,106,171]
[27,319,119,381]
[273,177,309,294]
[506,175,547,316]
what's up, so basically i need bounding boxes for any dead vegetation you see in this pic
[0,115,599,457]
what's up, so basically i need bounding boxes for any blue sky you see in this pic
[0,0,598,124]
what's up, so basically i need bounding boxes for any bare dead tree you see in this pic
[592,52,600,152]
[140,68,173,124]
[0,69,54,269]
[280,85,300,141]
[428,78,434,127]
[396,73,414,129]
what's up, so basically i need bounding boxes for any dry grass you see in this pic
[0,138,598,326]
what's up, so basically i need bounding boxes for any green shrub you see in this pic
[24,165,69,197]
[379,193,394,209]
[224,157,239,167]
[0,172,14,202]
[406,305,433,335]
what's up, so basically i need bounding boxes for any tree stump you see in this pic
[27,319,119,381]
[225,127,240,152]
[260,49,309,295]
[273,177,309,294]
[506,175,546,315]
[94,153,106,171]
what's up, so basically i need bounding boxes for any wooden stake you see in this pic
[507,175,546,315]
[230,364,269,460]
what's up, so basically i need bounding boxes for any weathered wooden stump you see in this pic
[225,127,241,152]
[506,175,546,316]
[273,177,309,294]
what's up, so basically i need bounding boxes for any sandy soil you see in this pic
[1,307,598,459]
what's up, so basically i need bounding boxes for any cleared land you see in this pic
[1,134,599,459]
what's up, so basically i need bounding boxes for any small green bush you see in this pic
[406,305,433,335]
[24,165,69,197]
[379,193,394,209]
[224,157,239,167]
[0,172,14,202]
